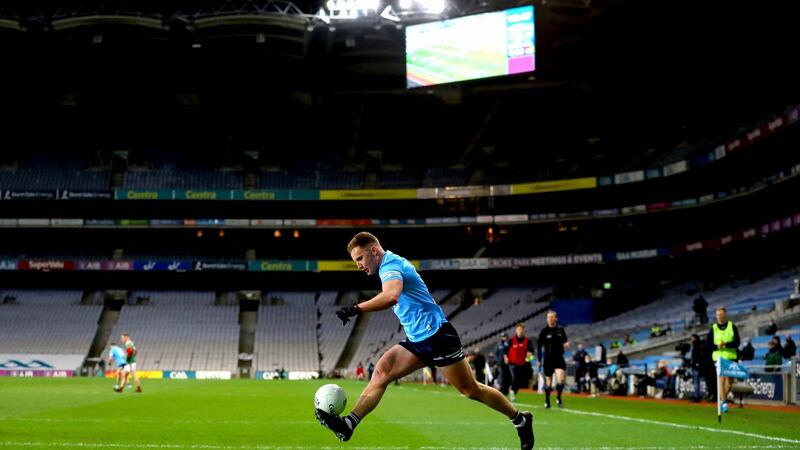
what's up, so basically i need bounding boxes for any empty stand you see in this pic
[110,291,238,371]
[0,290,102,354]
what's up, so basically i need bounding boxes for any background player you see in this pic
[121,333,143,393]
[316,232,534,450]
[107,342,129,393]
[537,311,569,408]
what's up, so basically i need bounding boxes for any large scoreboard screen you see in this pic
[405,5,535,88]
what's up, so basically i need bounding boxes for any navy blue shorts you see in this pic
[399,322,465,368]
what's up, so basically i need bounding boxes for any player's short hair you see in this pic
[547,310,558,316]
[121,332,130,338]
[347,232,380,253]
[515,322,525,328]
[715,307,727,313]
[110,342,116,346]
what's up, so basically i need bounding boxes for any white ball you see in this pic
[314,384,347,416]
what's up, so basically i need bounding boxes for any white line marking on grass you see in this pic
[3,417,555,426]
[7,442,796,450]
[515,402,800,446]
[392,389,799,447]
[4,418,260,425]
[0,444,408,450]
[1,443,794,450]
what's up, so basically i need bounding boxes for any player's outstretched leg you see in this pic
[316,345,423,442]
[441,359,534,450]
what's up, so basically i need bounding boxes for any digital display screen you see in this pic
[405,5,535,88]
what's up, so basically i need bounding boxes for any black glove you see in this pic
[336,305,360,325]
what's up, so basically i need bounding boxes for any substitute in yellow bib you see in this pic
[705,307,739,408]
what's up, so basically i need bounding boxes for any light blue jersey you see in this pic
[110,346,127,367]
[379,250,446,343]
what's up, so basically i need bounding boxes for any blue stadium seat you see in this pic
[751,336,773,344]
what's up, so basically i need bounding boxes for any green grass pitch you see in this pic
[1,377,799,449]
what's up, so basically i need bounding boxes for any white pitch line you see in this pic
[403,388,800,446]
[1,443,793,450]
[514,402,800,445]
[3,418,259,425]
[2,417,555,426]
[0,444,407,450]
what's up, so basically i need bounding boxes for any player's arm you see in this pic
[336,279,402,324]
[358,279,402,313]
[563,329,570,350]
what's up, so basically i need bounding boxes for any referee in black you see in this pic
[537,310,570,408]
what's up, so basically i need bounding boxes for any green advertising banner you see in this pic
[232,190,320,201]
[115,190,175,200]
[248,260,316,272]
[174,190,234,201]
